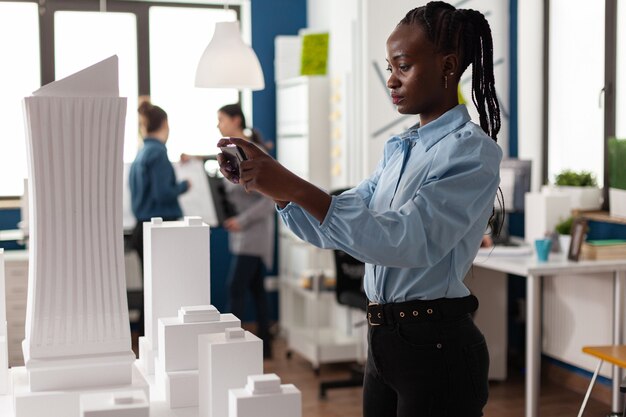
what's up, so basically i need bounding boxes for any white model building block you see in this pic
[12,362,149,417]
[21,56,135,392]
[80,389,149,417]
[0,249,7,395]
[199,327,263,417]
[155,306,240,409]
[154,363,198,409]
[141,216,211,375]
[158,308,240,372]
[179,305,220,323]
[229,374,302,417]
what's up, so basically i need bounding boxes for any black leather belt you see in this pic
[366,295,478,326]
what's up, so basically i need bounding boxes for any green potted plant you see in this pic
[549,169,602,210]
[608,138,626,218]
[554,216,574,254]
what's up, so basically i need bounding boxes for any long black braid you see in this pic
[399,1,501,141]
[400,1,505,238]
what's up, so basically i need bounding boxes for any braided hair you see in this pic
[400,2,504,238]
[399,1,501,142]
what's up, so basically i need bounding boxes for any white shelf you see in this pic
[286,327,359,367]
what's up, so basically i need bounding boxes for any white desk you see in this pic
[473,252,626,417]
[0,230,24,243]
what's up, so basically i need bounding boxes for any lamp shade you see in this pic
[195,21,265,90]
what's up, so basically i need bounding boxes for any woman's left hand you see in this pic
[216,137,300,202]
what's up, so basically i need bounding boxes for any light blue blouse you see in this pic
[279,104,503,303]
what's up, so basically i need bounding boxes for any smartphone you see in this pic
[219,144,248,175]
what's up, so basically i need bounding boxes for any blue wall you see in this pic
[0,208,23,251]
[210,0,308,319]
[251,0,307,148]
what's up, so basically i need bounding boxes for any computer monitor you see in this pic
[498,159,531,212]
[491,159,531,245]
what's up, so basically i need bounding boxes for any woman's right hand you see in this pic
[217,137,332,222]
[217,137,296,201]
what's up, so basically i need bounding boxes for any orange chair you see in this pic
[578,345,626,417]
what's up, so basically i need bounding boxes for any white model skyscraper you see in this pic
[21,56,134,391]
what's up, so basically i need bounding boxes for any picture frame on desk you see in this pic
[568,218,588,261]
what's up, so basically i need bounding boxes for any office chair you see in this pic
[319,248,367,399]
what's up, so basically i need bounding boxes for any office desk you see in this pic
[473,253,626,417]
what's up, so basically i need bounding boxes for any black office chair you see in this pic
[319,248,367,399]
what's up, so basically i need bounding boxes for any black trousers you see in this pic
[364,313,489,417]
[227,255,271,357]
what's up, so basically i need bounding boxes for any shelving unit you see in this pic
[276,76,359,372]
[575,210,626,225]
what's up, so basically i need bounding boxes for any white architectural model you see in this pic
[156,305,240,408]
[199,327,263,417]
[14,56,148,417]
[80,390,149,417]
[139,216,210,375]
[0,249,8,395]
[228,374,301,417]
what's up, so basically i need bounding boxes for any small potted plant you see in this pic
[609,138,626,218]
[550,169,602,210]
[554,216,574,254]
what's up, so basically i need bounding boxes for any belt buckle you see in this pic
[367,302,381,326]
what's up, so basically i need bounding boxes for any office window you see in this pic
[548,1,605,186]
[55,11,139,162]
[0,2,40,197]
[617,1,626,138]
[149,6,239,161]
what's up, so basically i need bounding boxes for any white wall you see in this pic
[518,0,544,191]
[307,0,331,30]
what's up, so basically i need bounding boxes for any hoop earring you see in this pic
[444,75,448,89]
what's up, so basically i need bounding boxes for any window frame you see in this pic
[543,0,619,210]
[0,0,245,197]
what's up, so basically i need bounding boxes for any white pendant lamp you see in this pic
[195,21,265,90]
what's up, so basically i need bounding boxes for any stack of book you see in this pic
[581,240,626,260]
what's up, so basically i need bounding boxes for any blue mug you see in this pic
[535,238,552,262]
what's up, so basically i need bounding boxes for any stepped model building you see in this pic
[139,216,211,375]
[198,327,263,417]
[228,374,301,417]
[155,305,240,408]
[15,56,147,417]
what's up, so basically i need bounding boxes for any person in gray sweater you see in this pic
[217,104,275,359]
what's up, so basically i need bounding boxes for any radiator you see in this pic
[542,272,621,378]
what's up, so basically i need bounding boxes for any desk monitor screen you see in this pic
[498,159,531,212]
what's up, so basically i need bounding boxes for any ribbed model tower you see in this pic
[22,56,135,392]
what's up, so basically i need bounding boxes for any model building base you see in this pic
[12,362,148,417]
[23,349,136,392]
[80,389,149,417]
